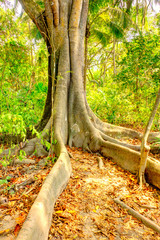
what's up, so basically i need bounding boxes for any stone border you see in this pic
[16,152,71,240]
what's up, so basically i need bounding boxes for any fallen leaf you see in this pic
[14,224,21,236]
[55,210,64,214]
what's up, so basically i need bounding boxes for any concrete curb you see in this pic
[16,152,72,240]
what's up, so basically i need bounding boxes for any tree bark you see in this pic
[4,0,157,188]
[0,1,159,239]
[138,88,160,187]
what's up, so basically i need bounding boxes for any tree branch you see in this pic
[18,0,48,41]
[139,88,160,187]
[44,0,54,47]
[18,0,41,21]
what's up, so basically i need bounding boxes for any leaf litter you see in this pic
[49,147,160,240]
[0,155,54,240]
[0,147,160,239]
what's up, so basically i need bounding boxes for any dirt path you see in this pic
[0,147,160,239]
[49,147,160,240]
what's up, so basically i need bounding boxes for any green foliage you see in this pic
[87,79,122,124]
[0,178,8,185]
[87,77,159,130]
[114,33,160,129]
[116,33,160,87]
[0,113,26,139]
[0,82,47,127]
[0,8,31,85]
[0,176,11,185]
[29,126,52,152]
[90,9,127,47]
[0,1,159,137]
[36,0,45,9]
[87,0,160,131]
[92,29,110,47]
[18,150,26,161]
[89,0,107,14]
[0,7,48,127]
[87,31,160,130]
[89,0,135,50]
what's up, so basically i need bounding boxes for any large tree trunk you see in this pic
[0,0,158,186]
[32,0,98,154]
[0,1,159,238]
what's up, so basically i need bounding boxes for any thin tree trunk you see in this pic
[84,23,89,91]
[136,0,139,24]
[113,37,116,76]
[139,88,160,188]
[50,50,55,157]
[28,19,35,92]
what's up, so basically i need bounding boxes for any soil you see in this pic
[0,156,54,239]
[48,147,160,240]
[0,147,160,240]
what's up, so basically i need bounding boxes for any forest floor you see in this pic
[0,145,160,239]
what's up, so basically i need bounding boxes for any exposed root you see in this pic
[99,122,160,144]
[86,103,160,144]
[0,119,51,163]
[101,139,140,173]
[16,145,72,240]
[2,0,158,238]
[18,159,35,165]
[32,139,48,157]
[150,145,160,154]
[0,145,19,159]
[100,130,159,154]
[0,139,48,161]
[79,125,160,189]
[100,131,141,152]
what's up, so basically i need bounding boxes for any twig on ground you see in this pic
[68,152,74,159]
[114,197,160,234]
[15,174,35,190]
[136,202,157,209]
[22,181,40,196]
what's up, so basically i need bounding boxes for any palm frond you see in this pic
[106,21,125,39]
[31,25,42,41]
[92,29,111,46]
